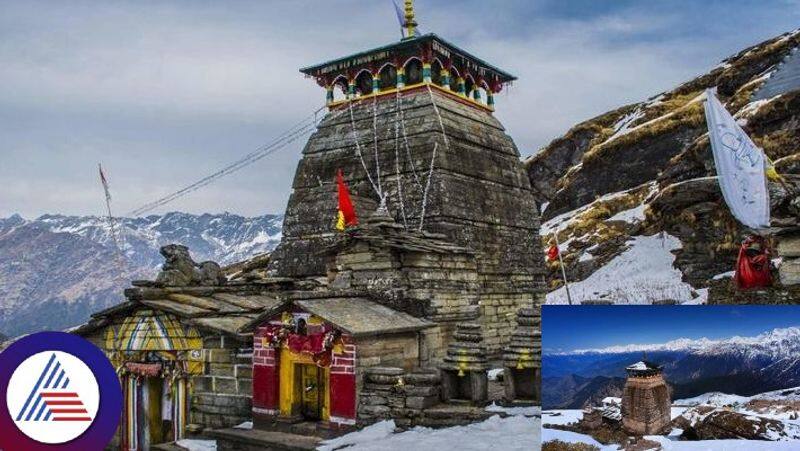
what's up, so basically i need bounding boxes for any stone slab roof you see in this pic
[296,297,433,337]
[325,210,474,256]
[74,286,284,337]
[241,296,433,338]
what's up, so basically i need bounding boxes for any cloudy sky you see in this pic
[1,0,798,218]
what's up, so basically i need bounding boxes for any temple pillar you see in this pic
[326,85,334,104]
[423,62,432,83]
[372,73,380,94]
[441,69,451,90]
[397,67,406,89]
[456,77,466,96]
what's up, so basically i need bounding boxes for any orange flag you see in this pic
[336,169,358,231]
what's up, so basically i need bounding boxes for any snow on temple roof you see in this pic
[627,361,649,370]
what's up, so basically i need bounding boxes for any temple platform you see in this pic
[206,428,322,451]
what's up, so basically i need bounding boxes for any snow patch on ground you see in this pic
[607,203,647,223]
[485,402,540,417]
[176,440,217,451]
[318,415,539,451]
[546,233,705,305]
[540,188,639,236]
[608,107,646,142]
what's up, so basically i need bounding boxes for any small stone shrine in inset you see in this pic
[621,360,671,435]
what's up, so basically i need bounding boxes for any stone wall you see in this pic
[190,334,252,430]
[330,229,479,362]
[778,232,800,286]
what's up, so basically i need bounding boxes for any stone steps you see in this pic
[207,428,322,451]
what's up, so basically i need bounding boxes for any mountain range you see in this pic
[0,212,282,337]
[543,327,800,409]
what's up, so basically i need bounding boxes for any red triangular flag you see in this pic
[336,169,358,231]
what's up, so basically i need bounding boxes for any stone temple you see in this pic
[269,1,547,358]
[76,2,546,448]
[621,360,672,435]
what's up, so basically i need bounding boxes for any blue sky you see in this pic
[1,0,799,217]
[543,306,800,353]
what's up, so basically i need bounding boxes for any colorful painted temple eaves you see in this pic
[300,33,516,111]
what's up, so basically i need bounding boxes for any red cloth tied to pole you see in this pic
[733,235,772,289]
[546,244,560,262]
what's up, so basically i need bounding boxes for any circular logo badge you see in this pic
[0,332,122,451]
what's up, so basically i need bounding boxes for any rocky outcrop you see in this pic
[676,407,800,440]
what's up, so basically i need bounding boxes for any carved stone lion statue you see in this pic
[155,244,226,287]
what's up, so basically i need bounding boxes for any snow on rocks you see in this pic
[546,233,706,305]
[485,402,540,417]
[607,203,647,223]
[674,392,751,407]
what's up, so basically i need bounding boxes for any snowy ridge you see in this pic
[20,211,283,266]
[556,327,800,357]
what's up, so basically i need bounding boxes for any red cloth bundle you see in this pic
[733,236,772,289]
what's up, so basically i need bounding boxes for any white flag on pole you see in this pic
[703,88,770,229]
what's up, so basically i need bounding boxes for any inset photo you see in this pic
[541,305,800,450]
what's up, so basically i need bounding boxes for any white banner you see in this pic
[704,89,770,230]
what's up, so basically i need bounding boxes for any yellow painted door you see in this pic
[300,364,323,420]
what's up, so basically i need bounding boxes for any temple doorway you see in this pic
[297,364,324,421]
[139,377,174,449]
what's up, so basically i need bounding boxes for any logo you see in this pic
[0,332,122,451]
[8,351,100,443]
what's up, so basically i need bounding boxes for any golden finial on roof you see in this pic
[403,0,417,39]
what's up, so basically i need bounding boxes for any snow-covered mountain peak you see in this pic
[0,212,283,337]
[560,327,800,359]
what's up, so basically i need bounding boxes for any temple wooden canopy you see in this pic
[300,1,516,111]
[625,360,663,377]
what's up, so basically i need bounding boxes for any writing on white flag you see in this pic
[703,89,770,229]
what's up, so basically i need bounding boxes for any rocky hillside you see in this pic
[527,29,800,304]
[0,212,282,337]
